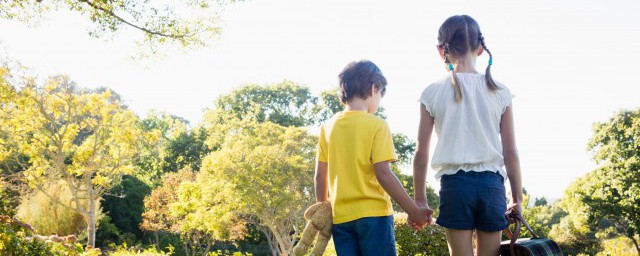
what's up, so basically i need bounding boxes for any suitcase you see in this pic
[500,210,562,256]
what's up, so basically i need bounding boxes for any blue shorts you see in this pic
[332,215,396,256]
[435,170,509,232]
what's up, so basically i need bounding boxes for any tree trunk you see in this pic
[183,241,190,256]
[630,234,640,255]
[270,225,290,256]
[87,184,97,248]
[202,239,212,256]
[260,227,277,256]
[153,231,160,250]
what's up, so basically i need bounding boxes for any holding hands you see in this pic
[408,203,435,232]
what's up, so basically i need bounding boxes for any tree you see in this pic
[0,67,24,217]
[4,75,140,248]
[101,175,151,242]
[315,89,343,123]
[549,174,602,255]
[171,167,247,256]
[214,81,319,127]
[0,0,239,54]
[574,109,640,254]
[163,125,210,173]
[201,112,315,256]
[141,169,189,251]
[534,197,548,207]
[134,111,189,186]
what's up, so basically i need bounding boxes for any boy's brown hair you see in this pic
[338,60,387,104]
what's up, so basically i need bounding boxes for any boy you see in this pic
[315,60,431,255]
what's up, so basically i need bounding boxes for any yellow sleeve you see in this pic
[316,125,328,163]
[371,120,397,164]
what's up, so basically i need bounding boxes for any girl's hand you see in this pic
[506,202,523,223]
[408,205,434,233]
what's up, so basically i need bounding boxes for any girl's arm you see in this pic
[315,161,329,202]
[500,106,524,213]
[413,104,435,207]
[374,161,429,227]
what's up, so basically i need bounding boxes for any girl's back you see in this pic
[420,73,512,179]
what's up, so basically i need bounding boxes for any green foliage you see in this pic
[521,203,566,239]
[214,81,319,127]
[135,111,190,186]
[94,215,122,248]
[3,74,141,247]
[163,126,210,173]
[202,91,318,255]
[315,89,343,123]
[392,171,439,213]
[389,133,439,213]
[171,167,247,256]
[596,236,639,256]
[534,197,548,207]
[581,109,640,249]
[101,175,151,242]
[200,115,315,255]
[108,243,172,256]
[393,213,448,256]
[0,0,238,55]
[549,176,602,255]
[16,183,86,236]
[0,216,80,256]
[0,180,19,217]
[392,133,416,166]
[141,169,193,253]
[207,250,253,256]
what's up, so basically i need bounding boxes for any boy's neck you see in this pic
[345,98,369,112]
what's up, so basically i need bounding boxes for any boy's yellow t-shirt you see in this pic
[317,110,397,224]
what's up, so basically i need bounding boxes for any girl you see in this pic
[412,15,524,256]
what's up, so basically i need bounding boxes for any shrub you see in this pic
[394,213,448,256]
[0,215,80,256]
[596,236,637,256]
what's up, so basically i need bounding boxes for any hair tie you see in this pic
[488,58,493,65]
[448,63,454,71]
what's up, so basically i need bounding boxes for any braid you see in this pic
[479,34,500,91]
[444,43,462,102]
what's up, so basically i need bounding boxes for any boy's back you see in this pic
[314,60,431,256]
[318,110,396,224]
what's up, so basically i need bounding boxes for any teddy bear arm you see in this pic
[293,220,320,256]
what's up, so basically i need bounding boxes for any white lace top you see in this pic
[419,73,513,180]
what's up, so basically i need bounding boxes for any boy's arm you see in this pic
[315,161,329,202]
[500,106,523,215]
[374,161,425,225]
[413,104,434,207]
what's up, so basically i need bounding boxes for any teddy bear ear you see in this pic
[304,202,323,220]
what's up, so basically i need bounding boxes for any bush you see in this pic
[107,244,171,256]
[207,250,253,256]
[0,215,80,256]
[16,184,87,236]
[596,236,638,256]
[394,213,448,256]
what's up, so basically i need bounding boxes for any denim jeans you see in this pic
[331,215,396,256]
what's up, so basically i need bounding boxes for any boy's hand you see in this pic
[408,206,434,232]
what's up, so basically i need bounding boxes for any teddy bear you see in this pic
[293,201,332,256]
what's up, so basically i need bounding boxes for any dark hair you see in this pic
[338,60,387,104]
[438,15,499,102]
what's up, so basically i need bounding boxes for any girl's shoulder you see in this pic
[422,76,451,93]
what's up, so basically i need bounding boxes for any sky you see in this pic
[1,0,639,200]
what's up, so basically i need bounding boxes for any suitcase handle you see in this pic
[503,210,538,255]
